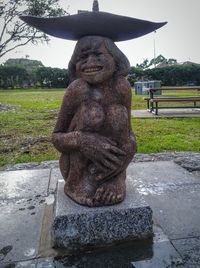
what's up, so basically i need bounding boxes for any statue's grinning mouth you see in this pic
[83,66,103,73]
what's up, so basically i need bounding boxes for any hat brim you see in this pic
[20,12,167,42]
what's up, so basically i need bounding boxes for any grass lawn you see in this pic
[0,88,200,167]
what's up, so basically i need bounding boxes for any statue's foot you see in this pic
[64,185,95,207]
[76,196,94,207]
[93,187,124,206]
[93,173,126,206]
[64,176,96,207]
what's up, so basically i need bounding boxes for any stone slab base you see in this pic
[51,177,153,252]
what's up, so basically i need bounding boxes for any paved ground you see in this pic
[131,108,200,118]
[0,159,200,267]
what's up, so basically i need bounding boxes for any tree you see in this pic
[0,57,70,89]
[0,65,29,88]
[4,58,44,71]
[0,0,67,58]
[136,55,177,70]
[36,66,69,88]
[0,64,70,89]
[136,59,150,70]
[128,66,147,86]
[144,63,200,86]
[4,58,44,86]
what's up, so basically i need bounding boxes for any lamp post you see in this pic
[153,30,156,68]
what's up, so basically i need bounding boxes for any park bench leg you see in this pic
[147,100,149,110]
[194,101,196,108]
[155,102,158,115]
[150,101,154,113]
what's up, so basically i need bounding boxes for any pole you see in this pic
[93,0,99,12]
[153,31,156,68]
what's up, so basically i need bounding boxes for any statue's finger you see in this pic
[110,146,126,156]
[104,152,123,165]
[100,158,117,170]
[94,161,109,173]
[104,138,117,146]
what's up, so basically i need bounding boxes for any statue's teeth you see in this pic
[84,67,102,73]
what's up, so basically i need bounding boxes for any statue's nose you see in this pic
[86,54,98,65]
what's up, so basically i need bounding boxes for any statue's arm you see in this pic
[52,81,83,153]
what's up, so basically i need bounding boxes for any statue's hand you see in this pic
[79,133,126,173]
[94,138,136,182]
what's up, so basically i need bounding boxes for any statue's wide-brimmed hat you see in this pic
[20,3,167,42]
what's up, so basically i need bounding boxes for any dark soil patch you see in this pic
[0,136,51,154]
[20,136,50,147]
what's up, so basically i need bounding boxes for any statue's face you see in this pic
[75,42,115,84]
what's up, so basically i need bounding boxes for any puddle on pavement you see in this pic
[1,238,184,267]
[36,238,183,267]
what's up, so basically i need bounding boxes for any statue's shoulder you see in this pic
[64,78,88,99]
[67,78,88,91]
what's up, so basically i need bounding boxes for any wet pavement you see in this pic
[0,160,200,267]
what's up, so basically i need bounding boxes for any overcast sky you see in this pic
[1,0,200,68]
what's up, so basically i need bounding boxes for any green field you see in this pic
[0,88,200,167]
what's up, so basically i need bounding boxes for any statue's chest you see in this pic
[87,87,120,106]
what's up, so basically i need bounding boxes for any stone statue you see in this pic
[52,35,136,206]
[20,0,166,207]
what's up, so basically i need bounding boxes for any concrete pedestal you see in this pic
[51,177,153,252]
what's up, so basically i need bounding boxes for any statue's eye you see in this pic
[79,54,87,60]
[94,52,102,57]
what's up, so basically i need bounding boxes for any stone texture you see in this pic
[172,237,200,267]
[174,154,200,172]
[1,259,37,268]
[52,178,153,251]
[150,183,200,239]
[127,161,200,240]
[0,169,50,199]
[38,225,182,268]
[132,108,200,118]
[0,198,45,263]
[172,237,200,266]
[128,161,199,193]
[36,242,152,268]
[133,152,200,165]
[48,168,60,195]
[2,161,59,172]
[132,240,183,268]
[36,242,182,268]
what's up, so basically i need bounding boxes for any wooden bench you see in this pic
[144,97,151,110]
[150,97,200,115]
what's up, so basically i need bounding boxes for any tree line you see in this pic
[128,55,200,86]
[128,63,200,87]
[0,57,200,89]
[0,58,69,89]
